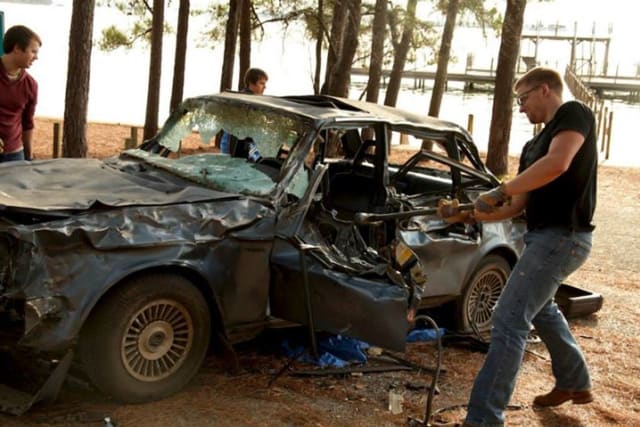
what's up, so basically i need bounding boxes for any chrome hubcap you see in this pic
[121,299,194,382]
[468,270,504,329]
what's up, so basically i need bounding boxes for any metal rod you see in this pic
[299,249,319,359]
[354,204,474,225]
[290,364,414,377]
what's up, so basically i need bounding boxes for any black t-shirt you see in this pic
[518,101,597,232]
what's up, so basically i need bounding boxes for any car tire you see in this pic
[456,254,511,335]
[78,273,211,403]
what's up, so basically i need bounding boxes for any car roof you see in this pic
[193,92,474,140]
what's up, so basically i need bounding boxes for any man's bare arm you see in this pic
[22,129,33,159]
[503,129,586,197]
[475,193,528,222]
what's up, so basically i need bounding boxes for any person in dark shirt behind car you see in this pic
[220,68,269,159]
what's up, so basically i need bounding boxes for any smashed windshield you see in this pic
[155,97,303,158]
[126,96,313,198]
[124,149,281,197]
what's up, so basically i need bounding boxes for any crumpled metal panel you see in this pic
[269,239,410,352]
[6,198,269,291]
[399,219,523,297]
[0,158,234,211]
[11,200,268,251]
[2,198,273,352]
[400,224,480,297]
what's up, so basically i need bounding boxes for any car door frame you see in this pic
[268,123,411,353]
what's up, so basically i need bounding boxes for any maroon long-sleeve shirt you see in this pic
[0,59,38,153]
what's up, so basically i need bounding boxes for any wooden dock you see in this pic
[564,66,615,162]
[350,67,640,101]
[578,75,640,99]
[351,67,498,85]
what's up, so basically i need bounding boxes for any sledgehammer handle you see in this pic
[354,204,474,225]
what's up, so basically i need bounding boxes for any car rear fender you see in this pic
[458,223,522,288]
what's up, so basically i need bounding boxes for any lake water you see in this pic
[2,0,638,166]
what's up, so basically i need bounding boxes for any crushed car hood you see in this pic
[0,158,236,212]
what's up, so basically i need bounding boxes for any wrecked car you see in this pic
[0,93,524,410]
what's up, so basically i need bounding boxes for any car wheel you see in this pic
[456,254,511,335]
[78,273,211,403]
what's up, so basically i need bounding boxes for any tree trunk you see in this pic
[143,0,165,141]
[62,0,95,158]
[384,0,417,107]
[238,0,251,90]
[486,0,527,176]
[328,0,362,97]
[220,0,240,92]
[428,0,459,118]
[365,0,387,104]
[170,0,189,112]
[313,0,324,95]
[321,0,347,94]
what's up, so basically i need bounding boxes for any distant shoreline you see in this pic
[31,116,639,173]
[0,0,53,5]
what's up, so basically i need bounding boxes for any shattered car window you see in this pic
[126,97,309,197]
[124,149,280,196]
[284,163,310,200]
[155,97,303,158]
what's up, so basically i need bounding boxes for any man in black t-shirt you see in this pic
[460,67,597,427]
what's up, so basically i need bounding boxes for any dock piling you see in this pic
[52,122,61,158]
[466,114,474,135]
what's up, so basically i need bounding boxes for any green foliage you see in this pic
[364,2,438,69]
[96,0,175,50]
[410,20,438,65]
[192,2,228,47]
[194,0,319,48]
[98,25,131,51]
[95,0,502,66]
[450,0,503,36]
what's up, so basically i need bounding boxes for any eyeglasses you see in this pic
[515,86,540,106]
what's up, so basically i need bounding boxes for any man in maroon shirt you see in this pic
[0,25,41,162]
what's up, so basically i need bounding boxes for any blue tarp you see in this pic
[281,335,370,368]
[282,328,446,368]
[406,327,447,343]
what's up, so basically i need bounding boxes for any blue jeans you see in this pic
[219,132,230,154]
[465,227,592,427]
[0,150,25,162]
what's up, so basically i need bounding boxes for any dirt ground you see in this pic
[2,118,639,426]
